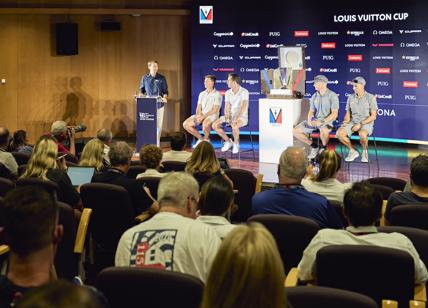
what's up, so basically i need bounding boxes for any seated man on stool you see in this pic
[213,73,249,154]
[183,75,222,148]
[293,75,339,159]
[336,76,378,163]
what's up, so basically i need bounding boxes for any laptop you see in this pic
[67,166,95,187]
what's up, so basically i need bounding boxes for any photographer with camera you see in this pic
[49,121,85,158]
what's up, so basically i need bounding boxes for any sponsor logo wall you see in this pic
[192,1,428,141]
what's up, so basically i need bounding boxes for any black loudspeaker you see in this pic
[55,23,78,56]
[100,21,121,32]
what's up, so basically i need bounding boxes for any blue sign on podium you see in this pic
[136,97,158,151]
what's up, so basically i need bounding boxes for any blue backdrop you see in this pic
[191,0,428,143]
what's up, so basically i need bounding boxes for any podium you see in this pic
[259,98,301,163]
[136,97,158,151]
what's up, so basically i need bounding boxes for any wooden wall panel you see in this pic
[0,11,190,144]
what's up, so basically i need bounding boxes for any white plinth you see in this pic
[259,98,301,164]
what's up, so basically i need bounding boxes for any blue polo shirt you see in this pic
[252,186,344,229]
[140,73,168,97]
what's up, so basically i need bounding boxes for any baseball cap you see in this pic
[348,76,366,86]
[313,75,328,83]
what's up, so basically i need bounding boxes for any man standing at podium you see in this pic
[213,73,249,154]
[293,75,339,160]
[140,60,168,143]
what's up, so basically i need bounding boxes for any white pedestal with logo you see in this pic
[258,98,301,163]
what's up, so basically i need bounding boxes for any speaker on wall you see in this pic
[100,20,121,32]
[55,23,78,56]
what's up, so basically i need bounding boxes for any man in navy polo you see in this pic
[252,146,343,229]
[140,60,169,144]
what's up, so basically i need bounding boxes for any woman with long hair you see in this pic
[201,223,287,308]
[78,138,105,171]
[302,149,351,203]
[185,141,231,188]
[22,136,80,208]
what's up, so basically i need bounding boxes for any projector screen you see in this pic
[191,0,428,144]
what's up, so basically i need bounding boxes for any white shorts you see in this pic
[217,115,248,127]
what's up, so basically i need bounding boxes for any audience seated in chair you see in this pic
[185,141,231,189]
[297,182,428,283]
[385,154,428,224]
[91,141,157,214]
[162,131,191,163]
[0,127,18,178]
[302,150,351,203]
[21,137,80,209]
[8,130,33,156]
[78,138,105,172]
[252,146,343,229]
[136,144,165,179]
[200,223,287,308]
[0,186,63,307]
[15,280,107,308]
[115,172,221,283]
[96,128,113,166]
[196,175,236,239]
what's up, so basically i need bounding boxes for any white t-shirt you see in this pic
[161,150,192,163]
[196,216,237,239]
[225,86,249,123]
[301,178,352,203]
[297,226,428,283]
[115,212,221,282]
[197,89,222,121]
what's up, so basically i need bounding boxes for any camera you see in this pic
[68,124,87,133]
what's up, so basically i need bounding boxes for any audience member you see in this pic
[78,139,105,172]
[15,280,107,308]
[21,137,80,208]
[252,147,343,228]
[297,182,428,283]
[96,128,113,166]
[385,154,428,223]
[200,223,287,308]
[161,132,191,162]
[302,150,351,203]
[0,127,18,177]
[8,130,33,155]
[115,172,221,283]
[92,141,156,214]
[252,146,343,229]
[185,141,229,188]
[197,175,236,239]
[136,144,164,179]
[0,186,62,307]
[49,121,76,157]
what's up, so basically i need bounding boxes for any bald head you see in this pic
[278,146,308,182]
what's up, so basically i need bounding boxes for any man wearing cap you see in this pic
[293,75,339,159]
[336,76,378,163]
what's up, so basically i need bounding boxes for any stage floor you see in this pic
[204,139,426,185]
[127,137,427,186]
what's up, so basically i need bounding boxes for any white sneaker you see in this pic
[221,140,233,152]
[192,139,203,149]
[232,142,240,154]
[361,150,369,163]
[308,147,319,160]
[345,149,359,162]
